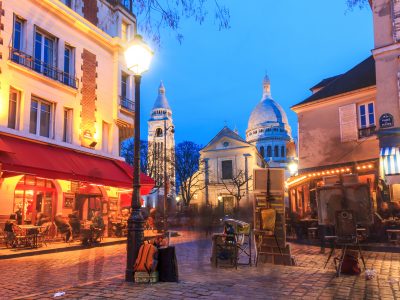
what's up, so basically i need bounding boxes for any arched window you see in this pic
[267,146,272,157]
[281,146,285,158]
[274,145,279,157]
[14,176,57,224]
[155,128,163,137]
[260,146,265,157]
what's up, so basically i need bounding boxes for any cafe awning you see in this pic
[0,133,154,194]
[380,147,400,176]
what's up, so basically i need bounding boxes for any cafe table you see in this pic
[18,225,42,248]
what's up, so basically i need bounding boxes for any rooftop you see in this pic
[293,56,376,108]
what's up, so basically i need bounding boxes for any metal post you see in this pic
[243,153,251,208]
[204,158,209,206]
[125,74,144,282]
[163,119,168,233]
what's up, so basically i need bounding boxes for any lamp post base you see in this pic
[125,209,145,282]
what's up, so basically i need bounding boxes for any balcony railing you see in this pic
[9,47,78,89]
[120,96,135,111]
[105,0,134,15]
[358,125,376,139]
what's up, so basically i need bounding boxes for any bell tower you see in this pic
[147,82,176,205]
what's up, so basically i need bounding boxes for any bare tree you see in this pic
[220,170,252,210]
[120,138,149,173]
[175,141,205,207]
[131,0,230,45]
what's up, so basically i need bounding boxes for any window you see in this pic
[34,29,56,77]
[12,16,24,63]
[8,89,20,130]
[259,146,265,158]
[121,21,130,42]
[102,122,110,152]
[63,45,75,86]
[281,146,285,158]
[267,146,272,157]
[63,108,73,143]
[13,17,23,50]
[155,128,163,137]
[121,72,129,99]
[358,102,375,128]
[274,145,279,157]
[30,97,53,138]
[357,102,376,138]
[221,160,233,180]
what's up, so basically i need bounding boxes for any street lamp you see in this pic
[124,34,153,282]
[288,161,298,176]
[163,119,174,233]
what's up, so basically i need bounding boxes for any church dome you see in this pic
[247,75,289,130]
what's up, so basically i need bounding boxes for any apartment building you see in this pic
[0,0,153,226]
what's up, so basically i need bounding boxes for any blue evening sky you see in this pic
[139,1,373,146]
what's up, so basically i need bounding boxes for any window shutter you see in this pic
[339,104,357,142]
[393,0,400,41]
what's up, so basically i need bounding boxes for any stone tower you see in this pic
[147,82,176,204]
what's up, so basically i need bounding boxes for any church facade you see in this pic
[144,82,176,209]
[190,127,264,214]
[190,76,296,213]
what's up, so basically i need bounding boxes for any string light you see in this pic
[287,163,375,184]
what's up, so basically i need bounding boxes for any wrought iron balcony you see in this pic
[9,47,78,89]
[105,0,134,15]
[120,96,135,112]
[358,125,376,139]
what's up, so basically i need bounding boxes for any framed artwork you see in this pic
[109,197,118,211]
[63,193,75,208]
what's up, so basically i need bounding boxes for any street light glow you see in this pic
[124,35,153,75]
[288,161,298,175]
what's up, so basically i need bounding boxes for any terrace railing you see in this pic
[9,47,78,89]
[120,96,135,112]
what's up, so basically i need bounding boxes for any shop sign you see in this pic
[379,113,394,128]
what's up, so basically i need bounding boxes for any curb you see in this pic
[287,238,400,253]
[0,239,126,260]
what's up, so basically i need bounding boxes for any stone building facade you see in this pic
[0,0,153,227]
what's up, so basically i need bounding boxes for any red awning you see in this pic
[120,193,144,208]
[0,133,154,194]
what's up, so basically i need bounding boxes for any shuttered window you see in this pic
[392,0,400,41]
[339,104,357,142]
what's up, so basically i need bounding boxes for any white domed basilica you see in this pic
[246,76,296,167]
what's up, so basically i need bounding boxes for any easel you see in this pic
[323,210,366,277]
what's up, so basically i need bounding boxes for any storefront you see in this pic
[0,134,154,227]
[287,160,379,219]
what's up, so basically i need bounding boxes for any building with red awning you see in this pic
[0,0,154,230]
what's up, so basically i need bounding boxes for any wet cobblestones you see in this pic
[1,232,400,299]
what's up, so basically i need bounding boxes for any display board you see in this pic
[253,168,292,266]
[316,184,373,226]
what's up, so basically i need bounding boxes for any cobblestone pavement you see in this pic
[1,231,400,299]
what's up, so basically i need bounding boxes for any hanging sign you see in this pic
[379,113,394,128]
